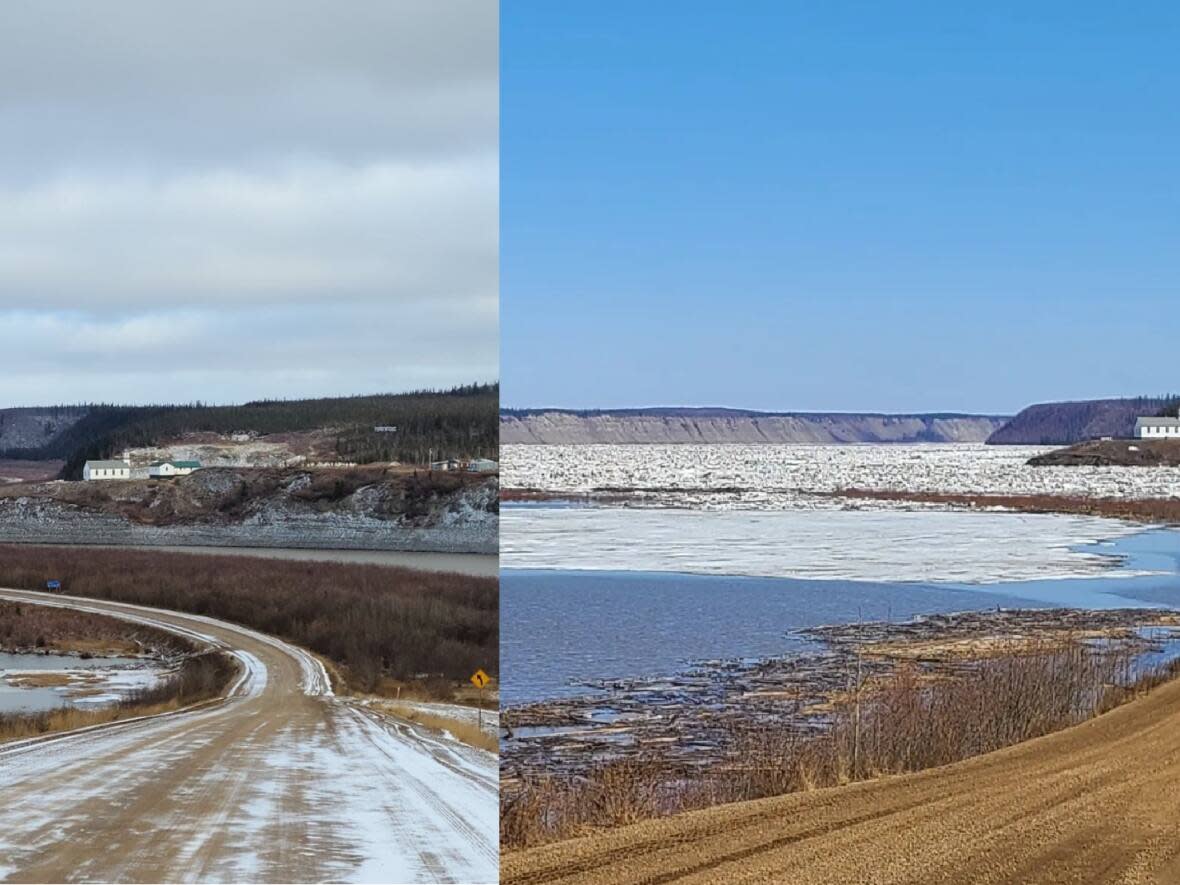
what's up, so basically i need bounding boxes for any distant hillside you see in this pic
[987,398,1169,445]
[0,407,89,452]
[1,386,498,479]
[501,409,1009,444]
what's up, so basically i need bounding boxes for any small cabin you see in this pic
[83,460,131,481]
[149,460,202,478]
[1135,417,1180,439]
[467,458,499,474]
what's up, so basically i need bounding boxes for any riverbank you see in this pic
[1027,437,1180,467]
[502,606,1180,848]
[835,488,1180,524]
[0,469,499,554]
[2,542,498,577]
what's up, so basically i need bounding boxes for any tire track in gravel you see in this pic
[0,588,498,884]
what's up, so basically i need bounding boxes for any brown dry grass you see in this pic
[0,460,64,484]
[834,487,1180,523]
[48,637,143,656]
[378,701,498,753]
[0,599,190,657]
[0,699,188,741]
[4,672,75,688]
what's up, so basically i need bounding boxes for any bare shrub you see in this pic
[502,642,1171,850]
[0,545,498,690]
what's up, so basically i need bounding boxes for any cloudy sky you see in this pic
[0,1,497,406]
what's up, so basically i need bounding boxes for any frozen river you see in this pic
[503,506,1155,584]
[504,442,1180,504]
[501,443,1180,704]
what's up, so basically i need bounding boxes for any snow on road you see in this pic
[0,589,498,884]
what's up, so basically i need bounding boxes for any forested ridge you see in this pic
[0,385,498,478]
[987,395,1177,445]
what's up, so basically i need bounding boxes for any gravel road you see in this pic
[0,589,498,884]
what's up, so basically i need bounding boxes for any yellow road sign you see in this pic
[470,669,491,689]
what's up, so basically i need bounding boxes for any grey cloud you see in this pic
[0,0,498,405]
[0,1,497,173]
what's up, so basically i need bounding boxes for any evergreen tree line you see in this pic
[0,385,498,479]
[1154,394,1180,418]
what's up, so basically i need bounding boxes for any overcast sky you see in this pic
[0,1,497,406]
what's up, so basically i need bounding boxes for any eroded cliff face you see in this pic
[501,412,1008,445]
[0,469,498,554]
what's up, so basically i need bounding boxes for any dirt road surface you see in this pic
[0,589,497,884]
[504,674,1180,885]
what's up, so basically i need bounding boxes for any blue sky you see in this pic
[502,2,1179,414]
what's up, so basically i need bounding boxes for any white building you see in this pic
[467,458,499,473]
[149,460,202,478]
[1135,417,1180,439]
[83,460,131,481]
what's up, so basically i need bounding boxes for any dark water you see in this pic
[502,528,1180,706]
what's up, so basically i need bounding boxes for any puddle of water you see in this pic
[0,653,157,714]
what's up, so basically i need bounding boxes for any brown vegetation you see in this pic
[0,599,192,656]
[378,701,498,753]
[0,459,65,484]
[834,487,1180,523]
[0,546,497,691]
[502,643,1169,849]
[1027,437,1180,467]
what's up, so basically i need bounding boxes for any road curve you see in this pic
[503,673,1180,885]
[0,589,497,884]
